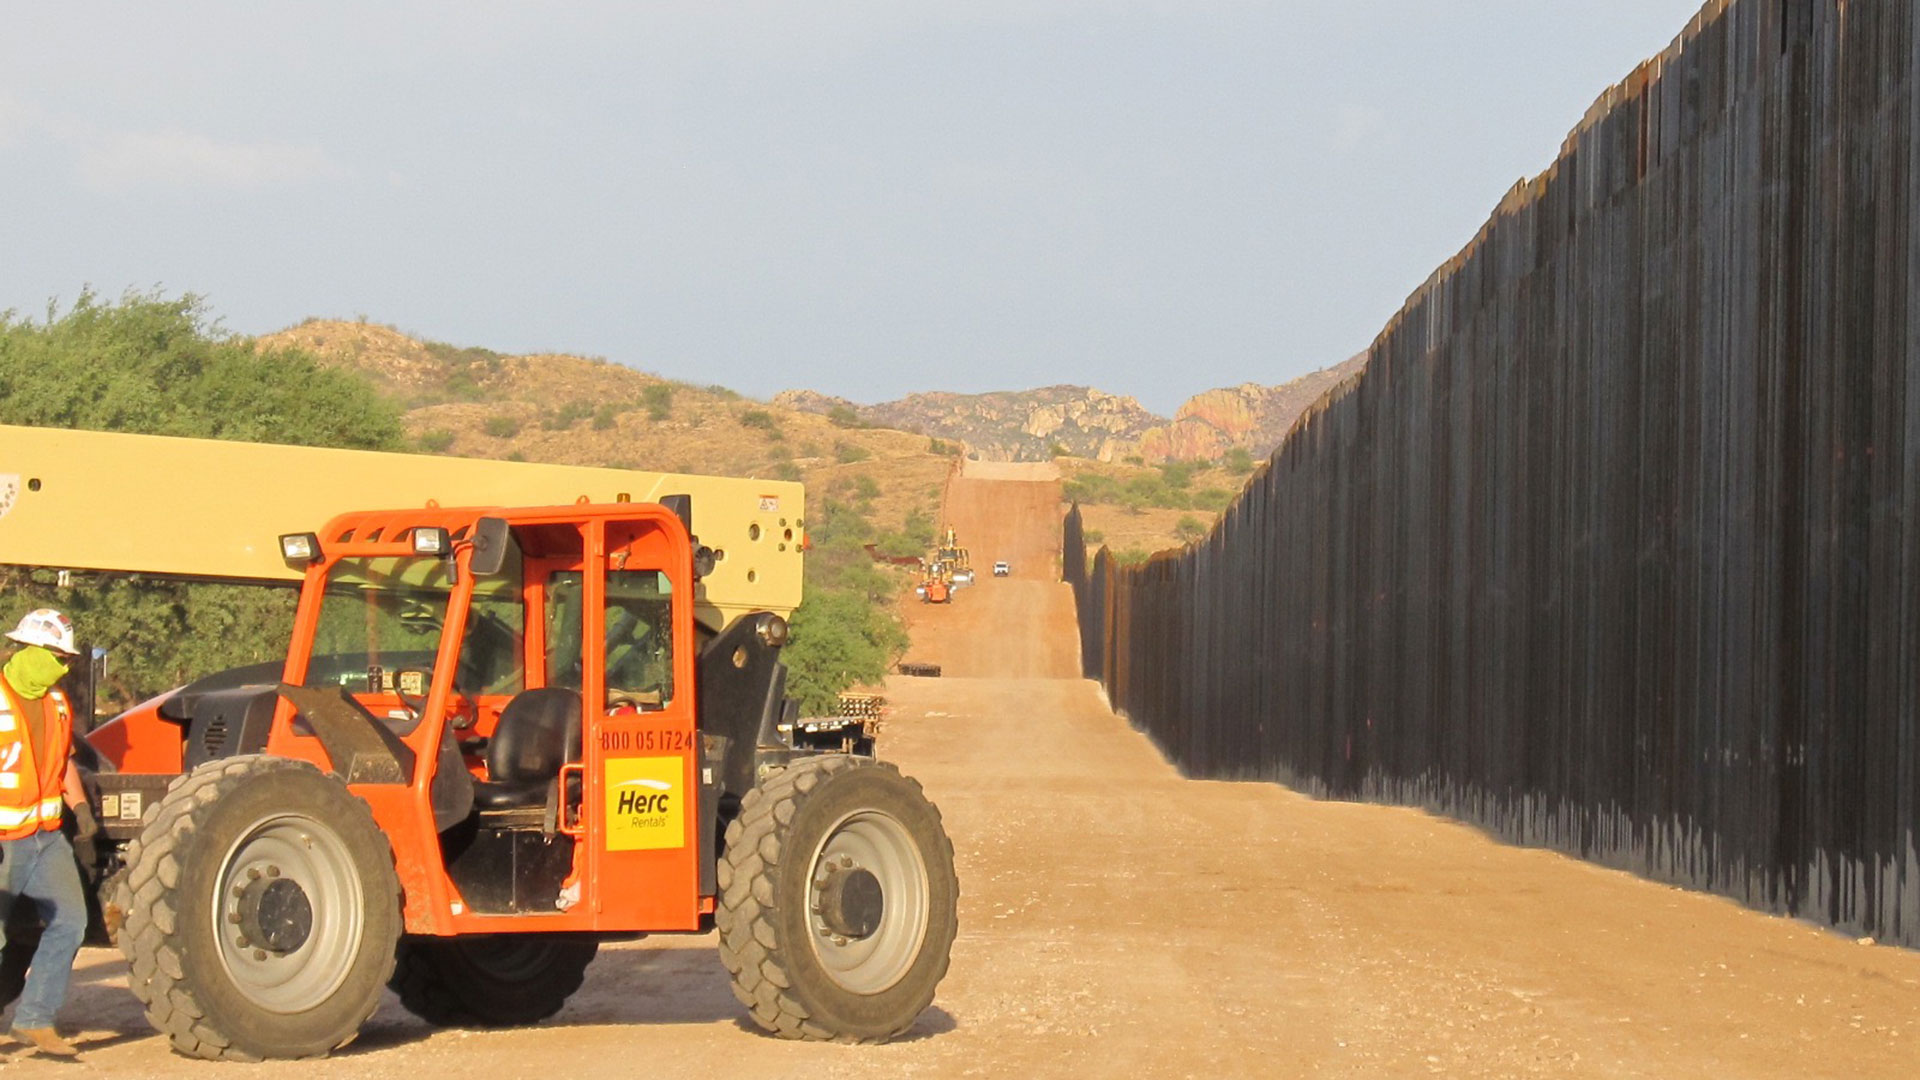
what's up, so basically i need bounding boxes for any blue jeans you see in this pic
[0,829,86,1030]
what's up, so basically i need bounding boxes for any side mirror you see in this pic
[469,517,512,576]
[660,494,694,536]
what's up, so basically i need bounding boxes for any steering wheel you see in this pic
[393,668,476,729]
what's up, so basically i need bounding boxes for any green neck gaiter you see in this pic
[3,646,68,700]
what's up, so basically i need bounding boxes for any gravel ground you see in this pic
[9,467,1920,1078]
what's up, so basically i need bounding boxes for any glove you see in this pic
[69,803,101,881]
[71,802,100,842]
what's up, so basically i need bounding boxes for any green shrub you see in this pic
[417,429,455,453]
[592,404,620,430]
[1223,446,1255,472]
[421,341,503,403]
[1175,515,1207,543]
[871,530,923,560]
[483,415,521,438]
[1123,473,1180,510]
[740,409,782,440]
[835,441,871,464]
[544,400,592,430]
[827,405,862,428]
[1193,487,1235,511]
[901,507,936,548]
[772,462,803,482]
[642,383,674,421]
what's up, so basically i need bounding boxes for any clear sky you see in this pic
[1,1,1707,416]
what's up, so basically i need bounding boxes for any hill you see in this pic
[259,319,953,538]
[774,354,1367,466]
[260,319,1364,565]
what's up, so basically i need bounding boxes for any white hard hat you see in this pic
[6,609,76,656]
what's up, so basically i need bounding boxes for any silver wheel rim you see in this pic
[807,809,929,994]
[212,813,366,1014]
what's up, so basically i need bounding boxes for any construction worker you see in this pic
[0,608,93,1058]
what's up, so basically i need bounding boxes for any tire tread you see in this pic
[119,756,400,1062]
[715,756,957,1043]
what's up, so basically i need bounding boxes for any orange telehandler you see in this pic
[0,426,959,1060]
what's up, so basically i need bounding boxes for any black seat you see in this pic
[471,687,582,811]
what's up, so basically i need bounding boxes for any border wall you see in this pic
[1065,0,1920,945]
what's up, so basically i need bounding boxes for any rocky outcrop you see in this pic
[1131,354,1369,462]
[771,389,858,415]
[775,385,1166,462]
[1135,416,1229,462]
[777,355,1371,464]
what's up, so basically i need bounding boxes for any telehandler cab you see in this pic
[67,497,957,1060]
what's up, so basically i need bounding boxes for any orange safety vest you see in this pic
[0,677,71,840]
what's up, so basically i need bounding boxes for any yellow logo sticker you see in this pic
[604,756,685,851]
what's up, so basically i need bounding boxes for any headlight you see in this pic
[279,532,321,565]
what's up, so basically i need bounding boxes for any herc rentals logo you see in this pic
[604,757,685,851]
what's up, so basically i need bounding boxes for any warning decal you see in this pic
[604,756,685,851]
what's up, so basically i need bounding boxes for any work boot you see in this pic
[10,1026,79,1057]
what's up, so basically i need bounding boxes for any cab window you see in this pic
[605,570,673,707]
[544,570,673,707]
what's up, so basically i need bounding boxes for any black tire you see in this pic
[0,900,41,1007]
[390,933,598,1027]
[716,755,959,1042]
[119,756,402,1061]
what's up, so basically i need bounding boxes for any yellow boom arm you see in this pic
[0,424,804,628]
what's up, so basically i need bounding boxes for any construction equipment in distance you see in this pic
[0,425,959,1061]
[935,524,973,585]
[915,559,953,603]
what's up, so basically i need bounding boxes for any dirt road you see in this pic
[14,464,1920,1077]
[901,461,1078,679]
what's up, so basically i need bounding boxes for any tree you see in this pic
[781,500,910,712]
[0,289,407,708]
[782,590,906,715]
[0,289,404,450]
